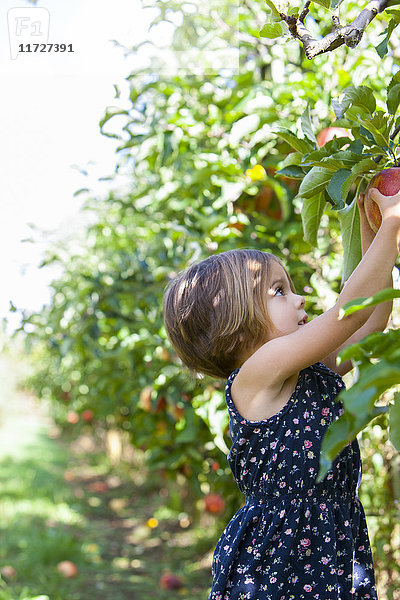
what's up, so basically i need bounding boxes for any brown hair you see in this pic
[163,249,295,379]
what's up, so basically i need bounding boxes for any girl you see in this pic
[163,188,400,600]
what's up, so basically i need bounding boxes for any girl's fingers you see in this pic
[357,193,365,208]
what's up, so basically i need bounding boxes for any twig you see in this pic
[299,1,311,24]
[281,0,389,60]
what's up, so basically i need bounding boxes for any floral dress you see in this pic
[208,362,377,600]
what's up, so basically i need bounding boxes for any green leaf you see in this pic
[326,169,352,206]
[298,166,333,198]
[277,166,305,178]
[299,194,327,247]
[275,128,315,154]
[375,17,399,58]
[333,86,376,120]
[279,151,303,168]
[337,197,362,286]
[358,112,394,148]
[318,404,387,482]
[300,105,318,145]
[313,0,330,8]
[264,0,281,19]
[389,393,400,451]
[260,22,287,38]
[350,157,379,177]
[387,83,400,115]
[338,288,400,318]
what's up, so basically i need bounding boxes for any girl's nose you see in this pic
[297,294,305,308]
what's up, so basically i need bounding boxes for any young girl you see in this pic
[163,188,400,600]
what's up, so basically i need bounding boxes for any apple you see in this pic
[364,167,400,233]
[204,493,226,514]
[316,127,351,148]
[57,560,78,578]
[86,481,108,493]
[155,396,167,413]
[139,386,153,412]
[66,411,79,424]
[81,409,94,423]
[0,565,17,580]
[160,572,183,590]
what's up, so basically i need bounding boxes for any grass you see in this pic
[0,354,217,600]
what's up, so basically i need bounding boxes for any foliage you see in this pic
[275,79,400,480]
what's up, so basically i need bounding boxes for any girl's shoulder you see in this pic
[226,361,344,426]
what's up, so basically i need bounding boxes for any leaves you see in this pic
[275,128,315,154]
[358,112,394,148]
[336,198,362,286]
[387,84,400,115]
[318,358,400,481]
[339,288,400,319]
[326,169,352,206]
[389,393,400,451]
[300,105,318,146]
[298,167,333,198]
[299,194,327,247]
[260,22,288,38]
[333,86,376,120]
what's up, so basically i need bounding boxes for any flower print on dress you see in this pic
[208,362,377,600]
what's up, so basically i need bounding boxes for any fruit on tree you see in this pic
[364,167,400,233]
[204,493,226,514]
[66,411,79,424]
[57,561,78,578]
[139,386,153,412]
[160,572,183,590]
[316,127,351,148]
[82,409,94,423]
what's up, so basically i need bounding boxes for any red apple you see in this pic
[364,167,400,233]
[0,565,17,580]
[204,493,226,514]
[160,572,183,590]
[86,481,108,493]
[316,127,351,148]
[57,560,78,578]
[81,409,94,423]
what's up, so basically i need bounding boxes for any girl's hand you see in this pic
[357,193,375,251]
[369,187,400,224]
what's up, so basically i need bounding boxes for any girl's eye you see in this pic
[275,287,285,296]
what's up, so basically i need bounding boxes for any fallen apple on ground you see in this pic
[57,560,78,578]
[160,572,183,590]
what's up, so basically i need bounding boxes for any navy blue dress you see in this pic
[208,362,377,600]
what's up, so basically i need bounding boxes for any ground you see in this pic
[0,353,216,600]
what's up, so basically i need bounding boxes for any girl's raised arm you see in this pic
[239,191,400,396]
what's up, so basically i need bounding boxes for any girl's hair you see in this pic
[163,249,295,379]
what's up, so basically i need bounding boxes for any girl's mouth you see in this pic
[298,315,308,326]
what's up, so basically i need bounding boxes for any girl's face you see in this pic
[265,262,307,340]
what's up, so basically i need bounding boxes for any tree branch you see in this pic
[282,0,389,60]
